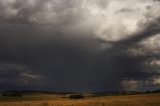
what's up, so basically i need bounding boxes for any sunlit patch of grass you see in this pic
[0,93,160,106]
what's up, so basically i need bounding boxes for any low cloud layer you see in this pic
[122,75,160,91]
[0,0,160,92]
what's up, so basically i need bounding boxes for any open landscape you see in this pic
[0,92,160,106]
[0,0,160,106]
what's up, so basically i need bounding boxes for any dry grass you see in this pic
[0,93,160,106]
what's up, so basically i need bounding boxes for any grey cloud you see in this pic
[0,0,160,92]
[98,15,160,58]
[115,8,135,14]
[143,58,160,74]
[0,0,84,25]
[97,14,160,90]
[121,79,141,91]
[114,16,160,47]
[86,0,108,9]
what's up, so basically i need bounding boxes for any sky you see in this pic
[0,0,160,92]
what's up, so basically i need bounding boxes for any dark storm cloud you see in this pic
[0,28,121,91]
[0,0,160,92]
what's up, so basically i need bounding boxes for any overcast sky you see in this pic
[0,0,160,92]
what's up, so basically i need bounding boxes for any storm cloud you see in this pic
[0,0,160,92]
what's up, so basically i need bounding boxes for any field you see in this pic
[0,93,160,106]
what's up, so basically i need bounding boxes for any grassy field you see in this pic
[0,93,160,106]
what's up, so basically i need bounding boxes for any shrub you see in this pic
[69,94,84,99]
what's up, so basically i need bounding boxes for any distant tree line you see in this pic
[2,93,23,97]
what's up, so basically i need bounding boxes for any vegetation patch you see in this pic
[69,94,84,99]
